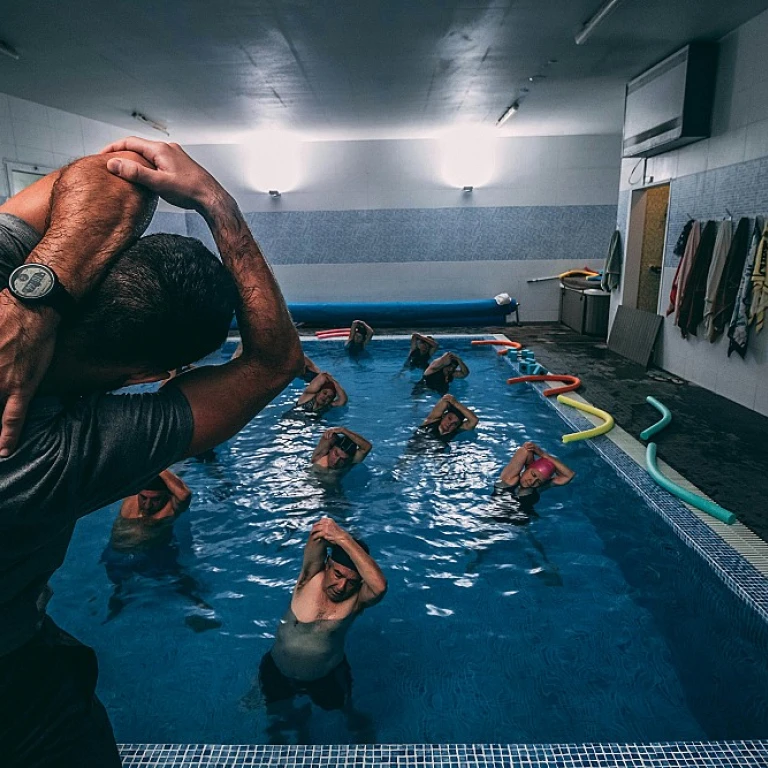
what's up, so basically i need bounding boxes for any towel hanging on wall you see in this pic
[678,220,718,338]
[702,218,733,340]
[601,230,622,292]
[708,217,751,342]
[728,217,763,357]
[667,220,701,320]
[749,221,768,334]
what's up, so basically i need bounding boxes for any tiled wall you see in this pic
[612,7,768,415]
[1,91,621,319]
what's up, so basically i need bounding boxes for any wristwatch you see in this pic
[7,263,78,319]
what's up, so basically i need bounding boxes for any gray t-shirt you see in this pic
[0,213,194,655]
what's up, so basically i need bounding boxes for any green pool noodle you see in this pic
[645,442,736,525]
[640,396,672,440]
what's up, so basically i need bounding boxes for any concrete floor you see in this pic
[303,322,768,543]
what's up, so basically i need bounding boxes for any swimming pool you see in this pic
[49,336,768,748]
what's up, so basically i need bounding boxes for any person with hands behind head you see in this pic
[245,517,386,741]
[406,333,439,369]
[421,351,469,394]
[312,427,372,471]
[0,137,302,768]
[345,320,373,355]
[492,440,575,517]
[296,372,348,416]
[416,393,478,444]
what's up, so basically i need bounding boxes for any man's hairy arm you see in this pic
[0,151,157,456]
[101,138,303,455]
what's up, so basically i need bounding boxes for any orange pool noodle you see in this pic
[506,374,581,397]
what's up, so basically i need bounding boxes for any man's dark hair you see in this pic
[143,475,170,493]
[329,537,369,573]
[66,234,237,371]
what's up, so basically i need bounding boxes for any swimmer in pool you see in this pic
[492,441,575,516]
[415,394,479,443]
[405,333,439,369]
[421,351,469,393]
[312,427,372,470]
[296,372,348,415]
[243,517,386,742]
[102,471,220,630]
[345,320,373,354]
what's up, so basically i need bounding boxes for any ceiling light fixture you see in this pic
[575,0,626,45]
[131,111,169,136]
[495,101,519,128]
[0,41,20,60]
[268,190,281,198]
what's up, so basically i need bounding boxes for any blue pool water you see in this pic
[50,337,768,745]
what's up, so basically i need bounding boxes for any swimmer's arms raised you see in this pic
[103,137,303,456]
[298,518,387,608]
[0,151,157,456]
[422,394,479,431]
[524,442,575,486]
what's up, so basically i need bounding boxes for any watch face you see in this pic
[9,264,55,300]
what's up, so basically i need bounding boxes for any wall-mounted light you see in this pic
[0,41,20,60]
[439,127,496,189]
[496,101,519,128]
[131,111,169,136]
[462,186,474,193]
[575,0,626,45]
[247,131,302,193]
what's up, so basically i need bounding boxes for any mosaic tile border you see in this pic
[118,334,768,767]
[496,336,768,625]
[119,740,768,767]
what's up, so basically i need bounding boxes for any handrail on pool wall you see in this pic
[641,397,737,525]
[507,374,581,397]
[556,395,614,443]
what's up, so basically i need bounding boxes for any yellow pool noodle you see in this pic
[556,395,615,443]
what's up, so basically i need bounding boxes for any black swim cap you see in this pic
[329,538,370,573]
[333,433,358,457]
[442,404,466,423]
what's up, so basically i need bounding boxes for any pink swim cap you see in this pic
[529,457,556,480]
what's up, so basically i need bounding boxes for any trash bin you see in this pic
[560,281,610,337]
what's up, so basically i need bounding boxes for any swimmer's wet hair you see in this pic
[442,404,466,424]
[143,475,170,493]
[333,433,359,457]
[64,234,237,371]
[329,537,369,573]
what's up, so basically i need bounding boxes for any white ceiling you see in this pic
[1,0,766,143]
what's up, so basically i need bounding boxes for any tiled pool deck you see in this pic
[119,334,768,767]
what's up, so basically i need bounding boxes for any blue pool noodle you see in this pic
[640,396,672,440]
[645,443,736,525]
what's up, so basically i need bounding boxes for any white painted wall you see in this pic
[1,90,620,319]
[614,8,768,416]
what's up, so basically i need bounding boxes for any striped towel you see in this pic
[749,222,768,334]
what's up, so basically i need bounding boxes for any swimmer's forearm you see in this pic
[202,195,302,375]
[30,154,157,301]
[339,536,387,599]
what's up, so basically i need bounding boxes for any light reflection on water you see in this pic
[49,338,768,746]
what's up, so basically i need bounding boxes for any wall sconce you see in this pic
[462,186,474,193]
[269,190,281,198]
[439,127,496,189]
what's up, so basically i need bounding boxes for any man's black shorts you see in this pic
[259,651,352,711]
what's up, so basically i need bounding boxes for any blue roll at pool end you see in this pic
[640,396,672,441]
[645,442,736,525]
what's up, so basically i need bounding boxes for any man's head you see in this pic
[415,339,430,355]
[520,457,556,488]
[438,405,464,437]
[137,474,171,516]
[327,433,358,469]
[323,539,369,602]
[49,233,237,392]
[315,383,337,409]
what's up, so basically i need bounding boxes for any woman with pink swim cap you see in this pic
[492,441,575,513]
